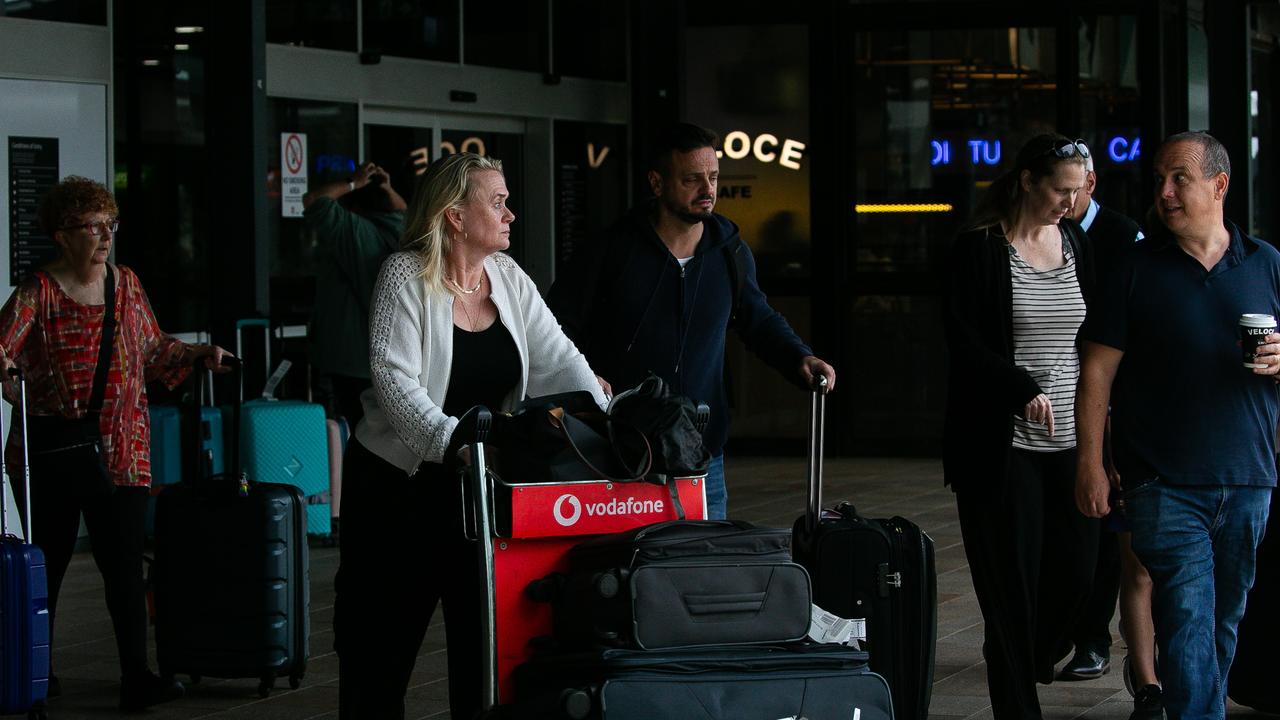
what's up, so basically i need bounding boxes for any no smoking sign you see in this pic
[280,132,308,218]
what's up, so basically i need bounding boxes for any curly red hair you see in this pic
[38,176,117,235]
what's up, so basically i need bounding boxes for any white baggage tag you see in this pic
[261,359,293,400]
[807,604,866,647]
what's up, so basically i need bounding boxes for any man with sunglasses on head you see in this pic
[1076,131,1280,720]
[547,122,836,520]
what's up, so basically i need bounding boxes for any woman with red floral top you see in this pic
[0,176,229,712]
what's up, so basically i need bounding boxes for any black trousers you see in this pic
[956,447,1100,720]
[1071,524,1120,654]
[334,439,482,720]
[26,477,150,678]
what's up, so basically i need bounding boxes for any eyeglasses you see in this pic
[1045,139,1090,160]
[59,219,119,236]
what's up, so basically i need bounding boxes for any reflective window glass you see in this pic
[552,0,626,81]
[553,121,627,272]
[363,0,458,62]
[463,0,546,72]
[267,99,358,322]
[266,0,356,51]
[852,27,1058,273]
[0,0,105,24]
[1078,15,1143,222]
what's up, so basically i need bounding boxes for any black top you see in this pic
[442,320,521,419]
[1082,220,1280,487]
[942,218,1095,493]
[1085,202,1142,281]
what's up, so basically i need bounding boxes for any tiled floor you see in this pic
[11,456,1273,719]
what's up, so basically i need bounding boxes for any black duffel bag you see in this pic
[546,520,812,651]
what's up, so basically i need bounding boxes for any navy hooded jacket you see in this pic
[547,205,813,456]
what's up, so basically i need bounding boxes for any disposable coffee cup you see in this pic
[1240,314,1277,368]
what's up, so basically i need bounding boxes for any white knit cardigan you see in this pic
[356,250,607,474]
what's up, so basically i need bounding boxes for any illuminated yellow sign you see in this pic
[855,203,954,214]
[717,131,806,170]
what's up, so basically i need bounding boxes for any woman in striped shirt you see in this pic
[943,134,1100,720]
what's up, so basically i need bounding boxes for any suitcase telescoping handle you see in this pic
[804,374,829,536]
[454,405,499,711]
[190,355,242,485]
[0,367,34,543]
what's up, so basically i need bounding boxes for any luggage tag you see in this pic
[808,604,866,647]
[260,359,292,400]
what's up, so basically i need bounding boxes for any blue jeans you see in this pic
[704,455,726,520]
[1125,479,1271,720]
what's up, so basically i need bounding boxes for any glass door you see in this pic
[362,110,528,266]
[840,11,1064,454]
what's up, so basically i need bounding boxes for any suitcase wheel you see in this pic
[258,675,275,698]
[289,673,302,690]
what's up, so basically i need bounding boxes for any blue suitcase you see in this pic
[237,319,330,536]
[1,370,50,719]
[146,372,226,535]
[240,399,330,535]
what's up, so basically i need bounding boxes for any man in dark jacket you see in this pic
[547,123,836,519]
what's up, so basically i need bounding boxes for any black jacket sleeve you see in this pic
[943,229,1043,414]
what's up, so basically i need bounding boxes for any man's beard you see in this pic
[662,194,714,224]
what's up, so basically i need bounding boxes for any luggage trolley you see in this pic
[456,407,709,709]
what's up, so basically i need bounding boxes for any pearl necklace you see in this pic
[446,275,483,294]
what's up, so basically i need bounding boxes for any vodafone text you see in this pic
[553,494,666,527]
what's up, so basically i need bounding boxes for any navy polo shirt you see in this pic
[1082,221,1280,486]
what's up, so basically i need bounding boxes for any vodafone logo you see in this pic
[551,493,667,528]
[553,494,583,527]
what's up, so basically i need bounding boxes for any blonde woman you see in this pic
[332,152,607,719]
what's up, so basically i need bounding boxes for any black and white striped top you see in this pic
[1009,236,1086,451]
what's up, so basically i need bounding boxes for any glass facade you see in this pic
[844,24,1059,452]
[552,121,627,272]
[1079,14,1143,220]
[267,99,359,323]
[684,23,812,444]
[462,0,547,72]
[266,0,356,51]
[0,0,105,24]
[112,0,212,333]
[363,0,458,62]
[552,0,626,81]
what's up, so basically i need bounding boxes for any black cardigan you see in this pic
[942,218,1095,493]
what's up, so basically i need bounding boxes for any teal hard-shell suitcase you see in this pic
[240,399,330,535]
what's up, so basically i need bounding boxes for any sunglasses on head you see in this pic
[1044,139,1090,160]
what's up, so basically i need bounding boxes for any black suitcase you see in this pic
[152,360,310,697]
[508,644,894,720]
[551,520,812,650]
[791,378,937,720]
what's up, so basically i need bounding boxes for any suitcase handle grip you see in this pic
[683,591,767,616]
[0,367,32,542]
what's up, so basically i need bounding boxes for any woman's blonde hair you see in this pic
[401,152,504,294]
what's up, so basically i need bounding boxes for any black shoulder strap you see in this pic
[723,240,747,328]
[88,265,116,418]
